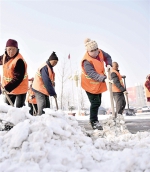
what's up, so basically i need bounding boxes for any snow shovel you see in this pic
[123,78,135,116]
[107,68,116,118]
[54,97,58,110]
[0,84,14,107]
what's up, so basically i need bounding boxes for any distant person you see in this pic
[145,74,150,102]
[111,62,127,115]
[81,38,112,130]
[32,52,58,115]
[26,78,38,115]
[0,39,28,107]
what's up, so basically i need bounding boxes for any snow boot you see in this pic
[90,121,103,130]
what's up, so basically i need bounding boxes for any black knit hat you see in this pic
[49,52,58,61]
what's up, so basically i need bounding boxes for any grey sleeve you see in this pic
[101,50,112,67]
[83,60,106,82]
[111,72,126,92]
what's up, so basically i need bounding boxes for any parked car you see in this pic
[142,106,150,112]
[98,107,107,115]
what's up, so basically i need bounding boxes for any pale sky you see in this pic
[0,0,150,108]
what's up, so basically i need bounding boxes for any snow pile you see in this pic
[0,104,150,172]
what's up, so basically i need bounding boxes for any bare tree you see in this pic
[56,58,70,110]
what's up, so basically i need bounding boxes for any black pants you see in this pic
[113,92,126,115]
[34,91,50,115]
[28,102,38,115]
[5,93,26,108]
[86,91,102,122]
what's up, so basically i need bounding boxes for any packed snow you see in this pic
[0,102,150,172]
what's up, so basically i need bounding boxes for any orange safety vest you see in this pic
[2,53,28,94]
[81,50,107,94]
[26,87,37,104]
[32,63,55,96]
[111,69,124,92]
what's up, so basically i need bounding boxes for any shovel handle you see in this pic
[54,97,58,110]
[123,78,130,109]
[107,68,116,118]
[0,84,14,107]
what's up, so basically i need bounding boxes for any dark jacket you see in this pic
[0,51,26,92]
[83,50,112,82]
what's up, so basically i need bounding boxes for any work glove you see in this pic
[31,95,35,99]
[105,78,113,84]
[1,87,7,94]
[123,91,128,95]
[53,94,57,98]
[121,75,126,78]
[106,65,112,72]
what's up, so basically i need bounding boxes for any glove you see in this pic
[121,75,126,78]
[31,95,35,99]
[123,91,128,95]
[106,65,112,72]
[1,87,7,94]
[53,94,57,98]
[105,78,113,84]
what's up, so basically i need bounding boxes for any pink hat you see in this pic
[6,39,18,48]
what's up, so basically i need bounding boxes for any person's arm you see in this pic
[83,60,106,82]
[101,50,112,66]
[40,66,56,96]
[0,55,3,65]
[4,59,25,92]
[111,72,126,92]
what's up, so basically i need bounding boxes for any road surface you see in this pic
[77,112,150,134]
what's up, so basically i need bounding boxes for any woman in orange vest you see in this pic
[81,38,112,130]
[0,39,28,107]
[26,78,38,115]
[111,62,127,115]
[32,52,58,115]
[145,74,150,102]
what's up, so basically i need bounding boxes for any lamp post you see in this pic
[69,71,80,116]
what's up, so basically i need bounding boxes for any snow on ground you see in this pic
[0,102,150,172]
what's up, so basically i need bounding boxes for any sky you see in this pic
[0,103,150,171]
[0,0,150,108]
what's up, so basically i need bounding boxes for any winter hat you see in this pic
[49,52,58,61]
[84,38,98,51]
[6,39,18,48]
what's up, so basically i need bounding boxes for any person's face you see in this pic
[50,60,58,67]
[88,48,99,58]
[112,63,119,70]
[6,47,17,57]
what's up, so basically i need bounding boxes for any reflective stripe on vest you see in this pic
[81,50,107,94]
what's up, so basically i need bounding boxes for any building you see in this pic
[127,84,147,108]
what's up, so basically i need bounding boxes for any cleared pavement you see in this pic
[77,112,150,134]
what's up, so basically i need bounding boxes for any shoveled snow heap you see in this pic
[0,103,150,172]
